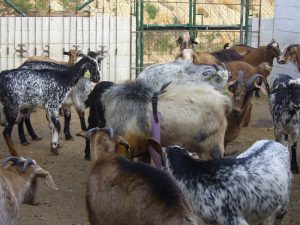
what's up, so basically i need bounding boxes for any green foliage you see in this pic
[145,3,158,20]
[59,0,81,10]
[157,36,175,53]
[35,0,48,11]
[10,0,32,13]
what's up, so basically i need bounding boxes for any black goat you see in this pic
[79,81,114,160]
[270,74,300,173]
[0,55,101,156]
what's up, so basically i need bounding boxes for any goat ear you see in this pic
[295,48,300,72]
[76,128,101,139]
[63,51,69,56]
[148,138,163,156]
[34,167,59,191]
[254,82,268,95]
[227,80,237,93]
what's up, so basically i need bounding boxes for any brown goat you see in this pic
[229,39,281,66]
[225,73,267,147]
[278,44,300,71]
[0,156,58,225]
[226,61,272,95]
[26,49,81,66]
[79,127,200,225]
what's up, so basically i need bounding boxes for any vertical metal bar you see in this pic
[139,0,144,73]
[6,17,9,69]
[257,0,262,47]
[115,0,118,82]
[239,0,244,44]
[244,0,250,45]
[135,0,139,77]
[130,0,133,79]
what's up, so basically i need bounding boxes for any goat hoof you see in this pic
[65,136,73,141]
[21,141,30,146]
[33,137,42,141]
[85,155,91,161]
[50,145,60,155]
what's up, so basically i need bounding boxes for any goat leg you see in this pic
[18,118,30,145]
[63,109,73,141]
[290,137,299,174]
[24,117,42,141]
[48,111,61,155]
[3,121,19,156]
[77,110,87,131]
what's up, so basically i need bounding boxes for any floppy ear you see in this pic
[33,166,59,191]
[76,128,101,139]
[227,80,237,93]
[295,47,300,72]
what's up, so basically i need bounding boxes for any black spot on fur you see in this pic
[116,157,185,208]
[211,49,243,62]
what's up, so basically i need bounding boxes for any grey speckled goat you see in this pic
[150,139,291,225]
[18,51,103,143]
[136,60,229,91]
[0,55,101,156]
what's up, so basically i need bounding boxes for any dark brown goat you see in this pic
[79,128,199,225]
[225,73,267,147]
[278,44,300,71]
[192,49,242,65]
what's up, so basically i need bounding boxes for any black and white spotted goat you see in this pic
[150,139,291,225]
[0,54,101,156]
[17,51,103,143]
[270,74,300,173]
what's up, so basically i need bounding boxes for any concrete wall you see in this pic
[270,0,300,82]
[0,16,133,82]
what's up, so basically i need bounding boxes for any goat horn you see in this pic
[22,158,37,173]
[2,156,22,168]
[246,74,263,88]
[221,62,227,71]
[107,127,114,139]
[212,64,219,71]
[238,71,244,83]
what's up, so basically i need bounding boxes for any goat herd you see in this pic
[0,35,300,225]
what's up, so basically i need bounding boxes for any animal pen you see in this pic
[0,0,273,79]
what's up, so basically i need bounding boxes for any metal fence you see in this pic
[1,0,274,79]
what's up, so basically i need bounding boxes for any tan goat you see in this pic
[79,127,200,225]
[26,49,81,66]
[0,156,58,225]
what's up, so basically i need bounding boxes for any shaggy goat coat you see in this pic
[102,81,231,159]
[136,60,229,92]
[162,140,291,225]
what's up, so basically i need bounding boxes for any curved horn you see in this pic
[246,74,263,88]
[2,156,22,168]
[222,62,227,70]
[212,64,219,71]
[22,158,37,173]
[238,71,244,83]
[107,127,114,139]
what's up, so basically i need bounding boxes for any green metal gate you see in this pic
[133,0,252,76]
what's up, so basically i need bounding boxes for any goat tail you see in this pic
[152,82,172,123]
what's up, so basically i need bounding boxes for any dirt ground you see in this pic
[0,95,299,225]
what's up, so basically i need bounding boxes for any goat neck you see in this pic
[66,56,99,87]
[0,167,35,204]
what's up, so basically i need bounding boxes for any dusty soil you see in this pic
[0,95,299,225]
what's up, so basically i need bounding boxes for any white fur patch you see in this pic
[288,78,300,86]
